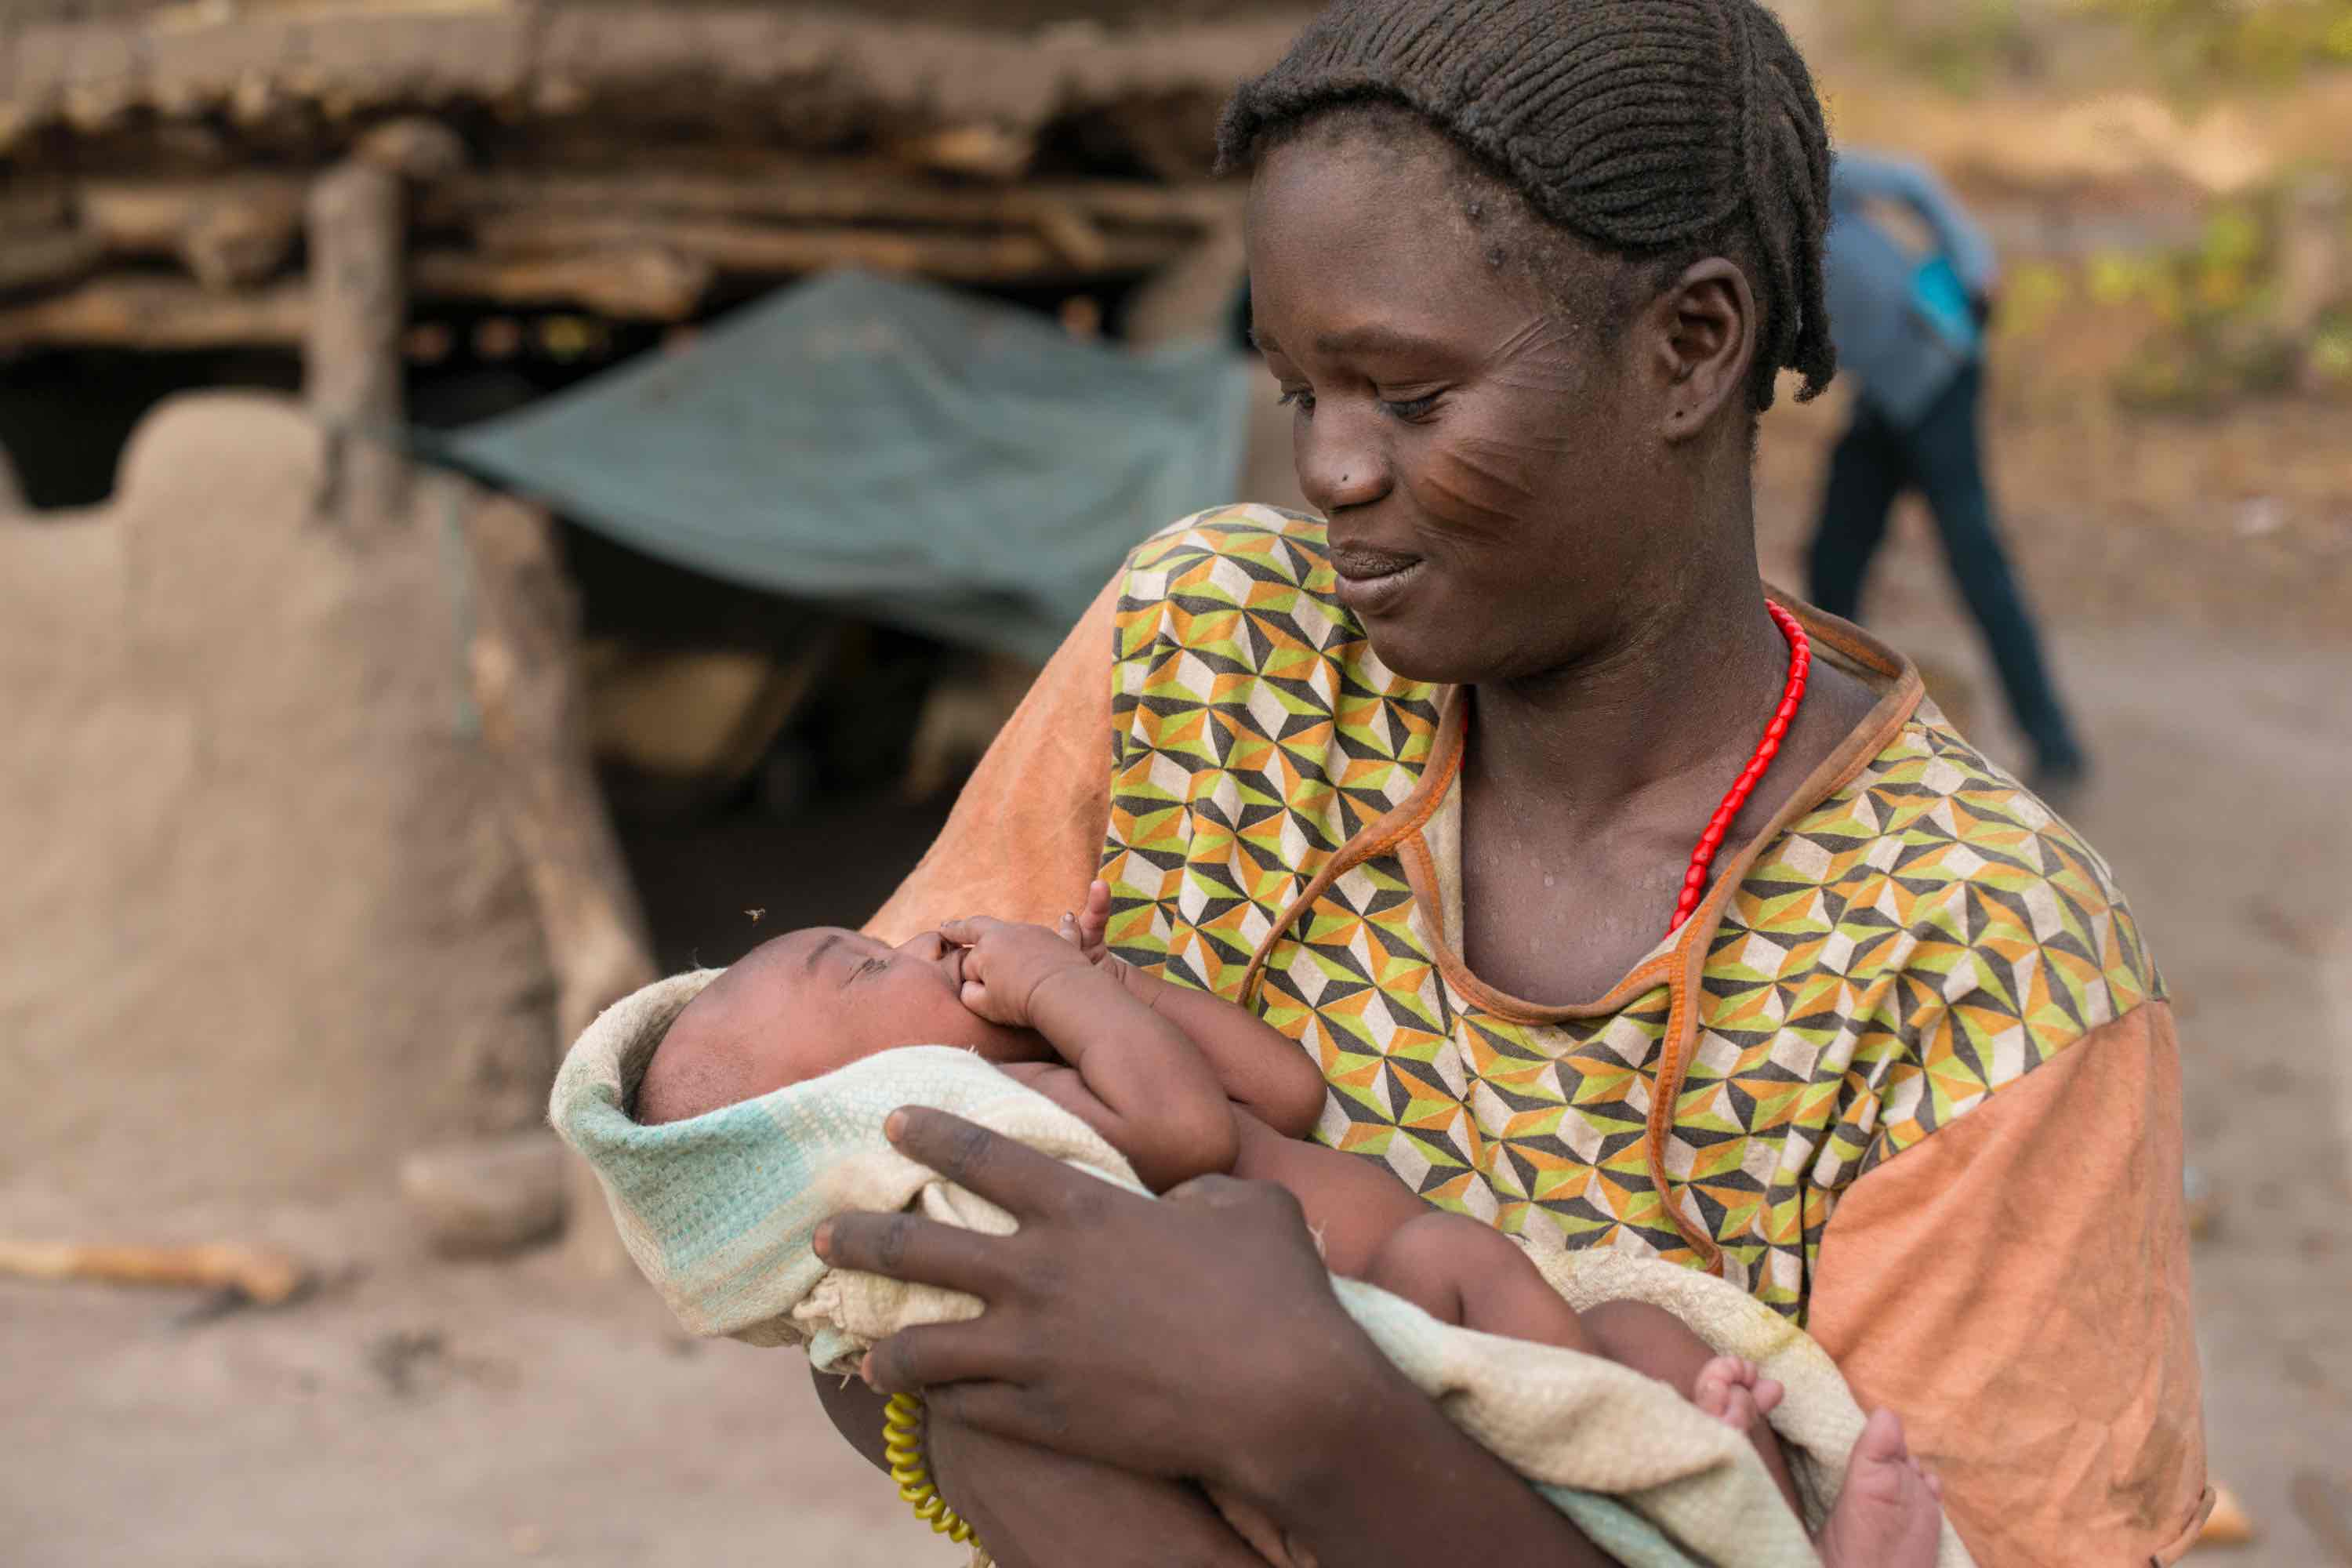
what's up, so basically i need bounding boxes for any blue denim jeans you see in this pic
[1808,363,2085,775]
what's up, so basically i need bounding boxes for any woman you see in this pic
[812,2,2208,1563]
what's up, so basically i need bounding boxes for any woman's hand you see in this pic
[813,1107,1370,1495]
[815,1109,1615,1567]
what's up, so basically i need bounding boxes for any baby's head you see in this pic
[633,927,1044,1126]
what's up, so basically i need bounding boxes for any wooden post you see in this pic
[460,485,659,1279]
[0,440,25,518]
[1121,213,1246,347]
[306,162,407,534]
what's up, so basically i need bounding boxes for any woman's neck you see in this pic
[1467,565,1793,837]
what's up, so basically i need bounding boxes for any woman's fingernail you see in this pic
[860,1351,877,1384]
[812,1220,833,1258]
[884,1109,907,1141]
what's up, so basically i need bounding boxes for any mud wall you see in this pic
[0,394,556,1221]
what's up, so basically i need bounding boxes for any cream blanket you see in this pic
[552,971,1973,1568]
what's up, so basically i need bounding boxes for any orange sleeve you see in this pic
[1806,1001,2211,1567]
[862,570,1120,944]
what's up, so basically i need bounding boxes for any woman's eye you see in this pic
[1277,387,1316,413]
[1381,393,1443,421]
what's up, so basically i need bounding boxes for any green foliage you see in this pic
[1857,0,2031,96]
[2310,310,2352,393]
[2100,183,2352,411]
[2076,0,2352,96]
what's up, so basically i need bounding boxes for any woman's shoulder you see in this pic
[1124,503,1333,586]
[1737,702,2164,1160]
[1114,503,1423,695]
[1779,702,2158,999]
[1105,500,1440,770]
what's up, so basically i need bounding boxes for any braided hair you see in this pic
[1218,0,1835,412]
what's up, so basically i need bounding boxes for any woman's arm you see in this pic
[819,1110,1621,1568]
[862,575,1121,947]
[1807,1001,2210,1566]
[811,1367,1269,1567]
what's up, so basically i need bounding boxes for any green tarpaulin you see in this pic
[437,270,1251,662]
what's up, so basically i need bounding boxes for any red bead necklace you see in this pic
[1666,601,1812,936]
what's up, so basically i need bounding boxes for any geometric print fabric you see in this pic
[1099,506,2161,1322]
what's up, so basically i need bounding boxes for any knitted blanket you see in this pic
[552,972,1974,1568]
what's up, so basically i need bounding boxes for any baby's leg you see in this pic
[1361,1218,1806,1518]
[1359,1211,1600,1355]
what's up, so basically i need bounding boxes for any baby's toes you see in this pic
[1690,1356,1757,1425]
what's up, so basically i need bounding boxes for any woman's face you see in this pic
[1245,128,1696,687]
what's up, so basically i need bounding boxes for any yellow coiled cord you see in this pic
[884,1391,977,1545]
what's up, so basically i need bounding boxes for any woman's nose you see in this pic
[1293,406,1390,515]
[898,931,948,960]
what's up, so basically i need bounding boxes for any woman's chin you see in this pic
[1356,625,1476,688]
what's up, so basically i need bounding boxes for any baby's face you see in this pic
[756,926,1044,1072]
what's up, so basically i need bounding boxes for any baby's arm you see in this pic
[1064,880,1326,1139]
[944,916,1236,1192]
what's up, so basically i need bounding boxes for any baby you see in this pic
[638,884,1944,1568]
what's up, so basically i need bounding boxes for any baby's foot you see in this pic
[1817,1408,1944,1568]
[1690,1355,1784,1433]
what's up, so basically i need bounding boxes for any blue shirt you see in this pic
[1824,151,2001,428]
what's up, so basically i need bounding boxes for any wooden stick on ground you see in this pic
[0,1239,310,1307]
[459,485,659,1279]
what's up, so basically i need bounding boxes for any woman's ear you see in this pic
[1651,257,1758,444]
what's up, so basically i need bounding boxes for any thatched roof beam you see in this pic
[0,228,106,298]
[420,168,1238,233]
[410,249,713,321]
[0,8,1305,170]
[462,213,1188,285]
[0,277,310,349]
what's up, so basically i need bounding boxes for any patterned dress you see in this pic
[1098,506,2158,1320]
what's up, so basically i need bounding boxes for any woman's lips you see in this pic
[1330,545,1425,615]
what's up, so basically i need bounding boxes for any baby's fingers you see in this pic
[938,915,989,946]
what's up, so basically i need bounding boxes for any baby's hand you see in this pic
[940,914,1100,1028]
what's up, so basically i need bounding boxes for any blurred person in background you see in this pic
[1811,151,2090,796]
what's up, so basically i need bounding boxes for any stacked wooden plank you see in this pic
[0,2,1283,350]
